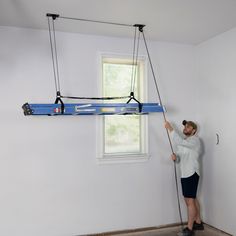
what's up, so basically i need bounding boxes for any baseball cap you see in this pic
[182,120,197,131]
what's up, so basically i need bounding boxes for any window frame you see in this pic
[96,53,149,164]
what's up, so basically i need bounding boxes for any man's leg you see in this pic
[184,197,197,230]
[194,198,202,223]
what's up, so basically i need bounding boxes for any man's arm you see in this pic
[164,121,200,151]
[165,121,173,132]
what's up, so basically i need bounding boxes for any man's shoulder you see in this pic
[189,134,201,143]
[190,135,202,151]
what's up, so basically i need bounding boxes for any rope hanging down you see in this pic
[140,27,184,230]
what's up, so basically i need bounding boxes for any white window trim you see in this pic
[96,52,149,164]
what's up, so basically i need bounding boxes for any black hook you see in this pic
[54,91,64,114]
[216,133,219,145]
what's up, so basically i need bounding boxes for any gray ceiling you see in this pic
[1,0,236,44]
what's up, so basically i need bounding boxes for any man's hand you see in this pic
[164,121,174,132]
[171,153,177,161]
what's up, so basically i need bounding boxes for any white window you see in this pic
[97,55,149,164]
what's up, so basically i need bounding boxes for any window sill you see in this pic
[96,153,150,164]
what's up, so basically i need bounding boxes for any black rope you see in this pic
[141,30,184,229]
[130,27,137,94]
[131,30,141,93]
[59,16,133,27]
[47,17,59,94]
[61,95,131,100]
[51,19,61,92]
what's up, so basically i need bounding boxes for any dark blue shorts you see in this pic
[181,172,199,198]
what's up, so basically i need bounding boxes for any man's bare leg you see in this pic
[195,199,202,223]
[184,198,197,230]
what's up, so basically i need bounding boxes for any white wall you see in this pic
[0,26,197,236]
[196,28,236,235]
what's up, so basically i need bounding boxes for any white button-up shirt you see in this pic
[171,130,201,178]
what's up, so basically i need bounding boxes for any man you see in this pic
[165,120,204,236]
